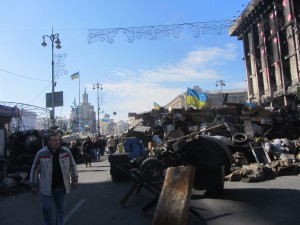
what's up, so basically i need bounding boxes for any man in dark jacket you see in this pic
[82,136,93,167]
[99,136,107,156]
[93,136,101,160]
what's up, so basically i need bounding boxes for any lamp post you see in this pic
[41,27,61,127]
[216,79,225,105]
[93,82,103,136]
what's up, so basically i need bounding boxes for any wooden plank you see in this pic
[152,166,195,225]
[249,142,271,164]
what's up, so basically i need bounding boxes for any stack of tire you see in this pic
[181,135,233,197]
[108,153,131,182]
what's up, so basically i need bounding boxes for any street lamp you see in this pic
[216,79,225,105]
[93,82,103,136]
[41,27,61,127]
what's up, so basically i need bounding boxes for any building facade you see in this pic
[80,88,96,133]
[206,89,247,107]
[230,0,300,107]
[165,86,247,110]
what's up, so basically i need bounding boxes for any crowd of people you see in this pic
[68,135,123,167]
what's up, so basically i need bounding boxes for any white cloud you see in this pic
[89,44,241,121]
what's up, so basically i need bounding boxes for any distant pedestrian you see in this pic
[69,140,82,163]
[99,136,107,156]
[117,137,125,153]
[107,135,116,154]
[82,136,93,167]
[30,132,78,225]
[93,136,101,160]
[114,136,120,150]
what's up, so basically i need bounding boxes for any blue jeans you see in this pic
[94,148,100,160]
[41,187,66,225]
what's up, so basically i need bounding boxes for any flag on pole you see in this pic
[71,72,80,80]
[186,87,208,109]
[153,102,161,110]
[243,100,256,111]
[100,118,110,123]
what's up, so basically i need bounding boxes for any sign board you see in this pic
[46,91,64,108]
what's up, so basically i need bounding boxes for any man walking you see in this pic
[99,136,107,156]
[107,135,116,155]
[93,136,101,161]
[30,132,78,225]
[82,136,93,167]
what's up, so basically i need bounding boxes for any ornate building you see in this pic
[80,88,96,133]
[230,0,300,107]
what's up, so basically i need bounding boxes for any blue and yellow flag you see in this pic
[153,102,161,110]
[243,100,256,111]
[100,118,110,124]
[71,72,80,80]
[186,87,208,109]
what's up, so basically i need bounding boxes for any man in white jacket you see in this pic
[30,132,78,225]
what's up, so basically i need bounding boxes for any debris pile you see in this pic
[126,103,300,184]
[0,171,30,195]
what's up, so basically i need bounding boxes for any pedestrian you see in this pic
[69,140,82,163]
[107,135,116,154]
[30,131,78,225]
[117,137,125,153]
[93,136,101,161]
[99,136,107,156]
[82,136,93,167]
[114,136,120,151]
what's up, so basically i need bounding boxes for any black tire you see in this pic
[108,153,130,163]
[232,133,248,145]
[140,157,164,181]
[110,163,130,182]
[205,165,225,198]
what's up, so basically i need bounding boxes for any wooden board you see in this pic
[152,166,195,225]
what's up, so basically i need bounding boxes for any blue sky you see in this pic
[0,0,248,122]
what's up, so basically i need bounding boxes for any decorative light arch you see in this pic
[88,20,233,44]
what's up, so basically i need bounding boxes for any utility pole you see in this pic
[93,82,103,135]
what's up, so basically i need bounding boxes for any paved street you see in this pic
[0,154,300,225]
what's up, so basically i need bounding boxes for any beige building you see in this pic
[165,86,247,110]
[79,88,96,133]
[229,0,300,107]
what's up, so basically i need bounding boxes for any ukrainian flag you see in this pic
[186,87,208,109]
[153,102,161,110]
[71,72,80,80]
[101,118,110,123]
[243,100,256,111]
